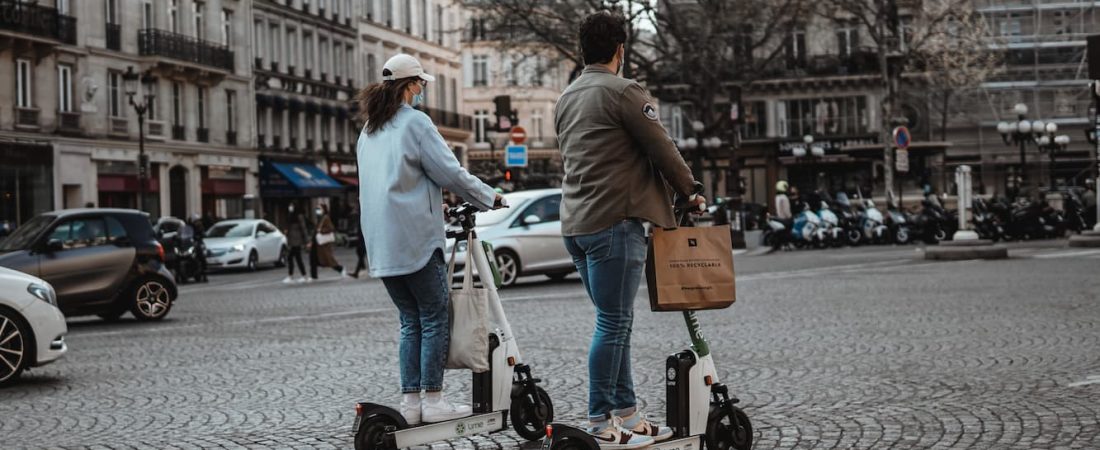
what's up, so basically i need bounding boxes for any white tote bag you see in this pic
[315,232,336,245]
[445,234,490,372]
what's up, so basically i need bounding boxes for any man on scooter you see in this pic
[555,11,705,449]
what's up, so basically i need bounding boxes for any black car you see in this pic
[0,209,178,321]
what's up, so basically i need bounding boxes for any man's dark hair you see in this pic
[579,11,627,65]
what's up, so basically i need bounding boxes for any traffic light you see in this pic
[504,169,513,182]
[493,95,512,131]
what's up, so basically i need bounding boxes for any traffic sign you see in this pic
[893,126,911,150]
[896,148,910,173]
[510,126,527,145]
[505,145,528,167]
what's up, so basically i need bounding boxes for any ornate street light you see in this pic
[123,66,156,212]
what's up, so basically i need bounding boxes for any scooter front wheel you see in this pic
[511,386,555,441]
[355,415,398,450]
[706,404,753,450]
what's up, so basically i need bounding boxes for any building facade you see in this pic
[461,20,571,189]
[1,0,256,226]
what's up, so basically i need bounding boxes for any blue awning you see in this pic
[260,161,346,197]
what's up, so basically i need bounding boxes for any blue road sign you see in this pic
[893,126,911,149]
[506,145,528,167]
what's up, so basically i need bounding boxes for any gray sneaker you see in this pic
[589,416,655,449]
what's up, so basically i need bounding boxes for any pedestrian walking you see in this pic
[554,11,704,448]
[283,202,310,284]
[355,53,502,425]
[309,203,347,280]
[187,213,208,283]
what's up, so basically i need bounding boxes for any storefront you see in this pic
[96,160,161,216]
[259,158,345,228]
[201,166,248,220]
[326,158,359,234]
[0,142,53,227]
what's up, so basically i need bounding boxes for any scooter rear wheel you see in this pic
[547,437,592,450]
[355,415,398,450]
[706,405,753,450]
[511,386,555,441]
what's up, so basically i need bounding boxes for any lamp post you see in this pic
[123,66,156,212]
[1034,122,1070,189]
[1089,81,1100,231]
[791,134,824,191]
[997,103,1052,199]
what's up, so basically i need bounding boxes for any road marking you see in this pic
[1068,375,1100,388]
[1033,249,1100,259]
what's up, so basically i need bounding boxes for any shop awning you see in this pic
[260,161,345,197]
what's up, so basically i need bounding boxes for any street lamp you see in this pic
[792,134,824,190]
[997,103,1053,198]
[123,66,156,213]
[1037,127,1071,188]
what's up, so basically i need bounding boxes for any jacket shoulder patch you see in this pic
[642,103,658,121]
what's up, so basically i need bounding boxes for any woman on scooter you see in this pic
[355,54,502,425]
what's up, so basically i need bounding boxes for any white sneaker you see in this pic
[400,400,422,426]
[341,268,350,278]
[589,416,655,449]
[421,396,472,423]
[282,276,294,284]
[619,412,673,443]
[304,277,314,284]
[295,276,308,284]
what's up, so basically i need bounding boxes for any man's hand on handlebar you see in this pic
[688,195,707,215]
[493,193,508,210]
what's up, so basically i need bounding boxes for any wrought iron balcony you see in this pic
[106,23,121,50]
[258,134,266,149]
[110,117,128,135]
[58,111,81,134]
[147,120,167,140]
[172,125,186,140]
[138,29,234,72]
[15,107,39,128]
[227,131,237,146]
[197,128,210,143]
[422,107,474,132]
[0,0,77,45]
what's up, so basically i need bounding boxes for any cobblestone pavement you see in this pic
[1,242,1099,449]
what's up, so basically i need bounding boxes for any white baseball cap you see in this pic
[381,54,435,82]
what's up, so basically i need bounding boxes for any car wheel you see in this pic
[247,250,258,271]
[0,307,31,386]
[494,249,521,287]
[129,278,173,321]
[275,246,288,268]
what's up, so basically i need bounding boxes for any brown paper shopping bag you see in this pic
[646,225,736,311]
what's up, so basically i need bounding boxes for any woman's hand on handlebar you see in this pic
[493,193,508,210]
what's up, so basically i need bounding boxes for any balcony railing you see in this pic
[58,111,80,133]
[258,134,266,149]
[0,0,77,45]
[15,107,39,128]
[110,117,128,135]
[147,120,167,140]
[172,125,185,140]
[422,107,474,132]
[138,29,234,72]
[197,127,210,143]
[227,131,237,146]
[106,23,121,50]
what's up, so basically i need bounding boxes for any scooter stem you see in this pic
[682,311,710,358]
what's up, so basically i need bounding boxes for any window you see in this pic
[269,24,281,66]
[435,5,443,43]
[226,90,237,132]
[108,71,123,118]
[58,0,70,15]
[346,45,355,83]
[742,101,767,139]
[194,2,204,40]
[383,0,393,26]
[287,27,298,69]
[222,9,233,46]
[532,109,543,140]
[172,82,183,126]
[837,25,858,60]
[16,59,32,108]
[142,0,154,29]
[474,109,490,143]
[334,42,343,79]
[50,218,109,249]
[58,65,73,112]
[197,87,207,129]
[319,37,329,75]
[785,29,806,69]
[1052,11,1073,35]
[420,0,428,38]
[106,217,127,240]
[514,195,561,227]
[1000,14,1021,39]
[146,79,157,120]
[367,0,375,19]
[304,33,314,73]
[450,78,456,113]
[437,74,446,109]
[504,55,516,86]
[254,20,264,62]
[106,0,119,24]
[367,54,377,83]
[472,55,488,87]
[780,96,868,137]
[403,0,411,32]
[169,0,180,33]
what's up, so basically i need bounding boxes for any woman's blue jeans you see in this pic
[563,219,647,421]
[381,249,449,393]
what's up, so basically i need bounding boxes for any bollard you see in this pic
[953,165,979,241]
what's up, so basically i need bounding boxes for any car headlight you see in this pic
[456,241,468,253]
[27,282,57,306]
[231,244,245,253]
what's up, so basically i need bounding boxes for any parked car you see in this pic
[446,189,573,287]
[0,208,177,321]
[204,219,287,271]
[0,267,67,386]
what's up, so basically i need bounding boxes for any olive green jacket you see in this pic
[554,65,695,235]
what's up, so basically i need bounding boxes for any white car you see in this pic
[204,219,288,271]
[0,266,67,386]
[446,189,573,287]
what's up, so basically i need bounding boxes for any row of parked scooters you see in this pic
[761,190,1095,251]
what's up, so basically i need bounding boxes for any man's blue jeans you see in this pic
[563,219,648,421]
[381,249,449,393]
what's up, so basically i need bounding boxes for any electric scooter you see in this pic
[543,186,753,450]
[353,203,554,449]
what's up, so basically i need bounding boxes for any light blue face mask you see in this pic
[411,87,425,107]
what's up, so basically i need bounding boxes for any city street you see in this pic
[2,242,1099,449]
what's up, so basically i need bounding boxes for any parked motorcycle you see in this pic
[971,197,1005,242]
[834,194,864,246]
[884,204,911,245]
[907,199,950,244]
[792,205,825,249]
[857,199,889,245]
[816,201,845,248]
[761,214,791,251]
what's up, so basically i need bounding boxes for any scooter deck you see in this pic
[391,411,508,448]
[650,435,703,450]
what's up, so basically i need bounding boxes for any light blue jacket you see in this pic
[357,104,495,278]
